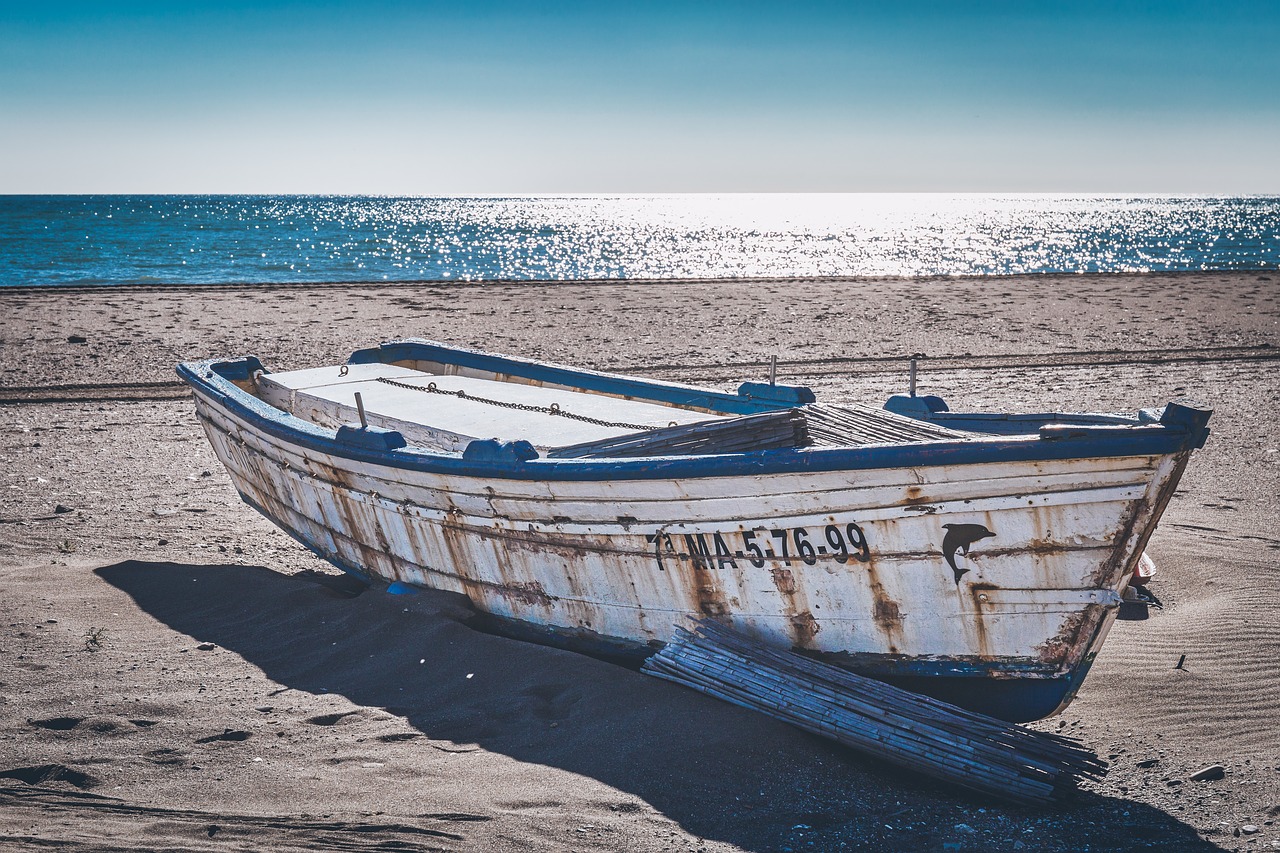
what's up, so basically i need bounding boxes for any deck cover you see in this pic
[256,362,725,450]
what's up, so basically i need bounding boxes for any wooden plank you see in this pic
[550,409,806,458]
[641,620,1106,803]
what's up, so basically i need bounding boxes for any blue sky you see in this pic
[2,1,1278,192]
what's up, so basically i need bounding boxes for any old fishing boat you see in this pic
[177,340,1210,722]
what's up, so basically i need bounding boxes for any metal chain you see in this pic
[374,376,659,431]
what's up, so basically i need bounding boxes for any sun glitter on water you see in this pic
[1,194,1277,286]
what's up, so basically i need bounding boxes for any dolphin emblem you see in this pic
[941,523,995,584]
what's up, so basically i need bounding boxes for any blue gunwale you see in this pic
[348,338,815,414]
[175,340,1211,483]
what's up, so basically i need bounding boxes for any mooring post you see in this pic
[354,391,368,429]
[769,355,778,386]
[909,355,919,397]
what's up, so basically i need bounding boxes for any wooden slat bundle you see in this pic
[550,402,969,458]
[804,403,969,445]
[548,409,809,458]
[642,620,1106,804]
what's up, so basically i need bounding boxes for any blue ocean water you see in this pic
[1,194,1278,287]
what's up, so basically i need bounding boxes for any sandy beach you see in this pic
[1,272,1277,851]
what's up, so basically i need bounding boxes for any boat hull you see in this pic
[188,379,1196,721]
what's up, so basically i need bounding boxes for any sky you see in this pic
[2,0,1278,193]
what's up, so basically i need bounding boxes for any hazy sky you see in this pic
[3,1,1278,193]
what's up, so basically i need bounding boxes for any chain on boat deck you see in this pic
[253,362,971,458]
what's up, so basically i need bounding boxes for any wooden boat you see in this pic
[177,340,1211,722]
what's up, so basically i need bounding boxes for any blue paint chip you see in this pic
[884,394,949,418]
[209,355,266,382]
[386,581,418,595]
[1158,400,1213,448]
[462,438,539,463]
[336,424,407,451]
[736,381,816,406]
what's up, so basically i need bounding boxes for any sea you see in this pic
[1,194,1278,287]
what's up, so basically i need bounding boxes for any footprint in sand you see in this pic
[195,729,252,744]
[0,764,100,789]
[522,683,581,722]
[305,711,361,726]
[145,748,189,766]
[28,716,84,731]
[376,732,420,743]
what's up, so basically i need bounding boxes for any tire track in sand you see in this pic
[0,784,485,852]
[0,344,1274,404]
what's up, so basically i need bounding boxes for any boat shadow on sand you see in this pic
[97,559,1218,853]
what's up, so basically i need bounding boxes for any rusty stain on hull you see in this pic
[690,545,730,618]
[789,611,820,646]
[965,581,998,661]
[766,563,821,646]
[769,566,798,595]
[1037,608,1091,667]
[864,556,905,654]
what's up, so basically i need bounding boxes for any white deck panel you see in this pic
[261,362,430,390]
[261,363,725,448]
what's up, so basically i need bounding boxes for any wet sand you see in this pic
[1,272,1278,851]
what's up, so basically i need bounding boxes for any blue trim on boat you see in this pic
[921,401,1213,439]
[176,342,1212,483]
[883,394,949,418]
[921,411,1142,434]
[736,380,817,407]
[348,339,794,415]
[336,424,407,451]
[876,673,1076,723]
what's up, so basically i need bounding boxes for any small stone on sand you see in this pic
[1190,765,1226,782]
